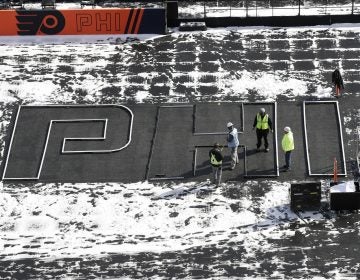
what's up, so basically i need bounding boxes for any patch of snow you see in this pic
[0,34,165,45]
[343,116,351,124]
[314,84,333,98]
[4,80,62,104]
[0,89,17,103]
[0,180,329,261]
[224,71,309,101]
[345,127,353,135]
[179,3,360,19]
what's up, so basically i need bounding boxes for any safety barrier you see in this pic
[0,8,166,35]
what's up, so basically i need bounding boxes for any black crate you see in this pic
[290,195,321,211]
[330,192,360,211]
[290,182,321,211]
[290,181,321,196]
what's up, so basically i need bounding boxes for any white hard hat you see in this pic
[260,108,266,113]
[227,122,233,128]
[284,126,291,132]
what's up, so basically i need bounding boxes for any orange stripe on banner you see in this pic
[131,8,140,34]
[134,9,144,34]
[124,8,133,34]
[128,8,137,34]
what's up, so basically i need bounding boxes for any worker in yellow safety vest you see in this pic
[281,126,294,172]
[209,143,224,186]
[252,108,273,152]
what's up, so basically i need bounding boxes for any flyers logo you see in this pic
[16,10,65,35]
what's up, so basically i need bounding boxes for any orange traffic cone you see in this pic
[333,157,338,184]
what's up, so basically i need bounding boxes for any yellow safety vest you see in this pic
[210,152,222,166]
[282,132,294,152]
[256,113,269,130]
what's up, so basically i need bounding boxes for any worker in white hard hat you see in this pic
[281,126,294,171]
[226,122,239,170]
[253,107,273,152]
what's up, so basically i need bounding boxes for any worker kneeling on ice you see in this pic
[209,143,224,187]
[226,122,239,170]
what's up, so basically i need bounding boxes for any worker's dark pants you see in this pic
[256,128,269,149]
[212,165,222,186]
[285,151,292,169]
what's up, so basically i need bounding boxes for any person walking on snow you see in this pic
[253,108,273,152]
[332,69,344,97]
[226,122,239,170]
[209,143,224,186]
[281,126,294,172]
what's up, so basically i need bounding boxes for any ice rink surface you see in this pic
[0,23,359,279]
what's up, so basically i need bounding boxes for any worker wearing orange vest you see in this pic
[253,108,273,152]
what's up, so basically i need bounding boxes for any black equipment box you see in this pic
[290,182,321,211]
[166,1,178,21]
[330,181,360,211]
[330,192,360,210]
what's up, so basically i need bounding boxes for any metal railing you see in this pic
[177,0,360,18]
[2,0,360,17]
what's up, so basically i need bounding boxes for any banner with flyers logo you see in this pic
[0,8,166,36]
